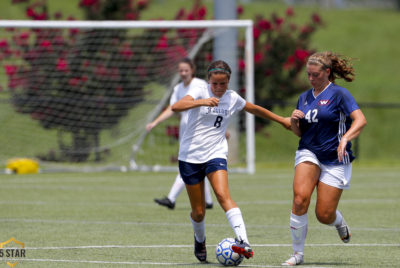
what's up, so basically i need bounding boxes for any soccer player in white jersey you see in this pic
[146,58,214,210]
[282,52,367,266]
[172,60,291,262]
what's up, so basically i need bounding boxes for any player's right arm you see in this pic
[337,108,367,162]
[146,106,174,132]
[171,95,219,112]
[290,109,304,137]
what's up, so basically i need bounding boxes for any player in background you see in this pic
[282,52,367,266]
[146,58,214,210]
[172,60,291,262]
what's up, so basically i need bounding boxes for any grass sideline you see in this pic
[0,166,399,267]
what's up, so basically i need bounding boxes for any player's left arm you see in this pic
[337,109,367,162]
[172,95,219,112]
[243,101,291,130]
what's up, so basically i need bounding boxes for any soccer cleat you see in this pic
[336,218,351,243]
[194,236,207,262]
[205,203,213,209]
[281,253,304,266]
[231,239,253,259]
[154,197,175,209]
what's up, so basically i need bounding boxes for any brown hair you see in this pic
[307,51,355,82]
[207,60,231,80]
[179,57,196,78]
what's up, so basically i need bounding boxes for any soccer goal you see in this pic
[0,20,255,174]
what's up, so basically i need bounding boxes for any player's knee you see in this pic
[191,209,205,222]
[293,194,309,210]
[315,210,335,224]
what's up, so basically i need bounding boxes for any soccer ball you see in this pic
[216,237,244,266]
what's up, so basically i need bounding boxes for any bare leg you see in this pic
[186,180,207,262]
[289,162,320,258]
[315,182,343,224]
[208,170,250,248]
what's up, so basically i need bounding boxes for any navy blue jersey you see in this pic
[296,83,359,165]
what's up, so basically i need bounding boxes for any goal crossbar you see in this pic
[0,20,253,29]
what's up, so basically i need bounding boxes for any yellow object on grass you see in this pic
[6,158,39,174]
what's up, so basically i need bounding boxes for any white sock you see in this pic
[290,212,308,255]
[329,210,344,227]
[204,179,213,205]
[190,214,205,243]
[167,174,185,203]
[226,207,249,244]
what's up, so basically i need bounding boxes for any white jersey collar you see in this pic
[312,82,332,99]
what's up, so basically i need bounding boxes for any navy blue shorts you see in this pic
[179,158,228,185]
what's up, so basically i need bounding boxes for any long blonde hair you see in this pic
[307,51,355,83]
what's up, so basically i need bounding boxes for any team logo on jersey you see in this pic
[204,106,228,116]
[317,99,331,106]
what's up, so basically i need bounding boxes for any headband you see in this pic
[208,68,231,74]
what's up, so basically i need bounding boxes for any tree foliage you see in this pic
[5,0,207,162]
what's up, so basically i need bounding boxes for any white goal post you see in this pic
[0,20,255,174]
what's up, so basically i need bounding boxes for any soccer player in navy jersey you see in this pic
[282,52,367,266]
[172,60,290,263]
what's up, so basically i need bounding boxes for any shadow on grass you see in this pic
[305,261,354,266]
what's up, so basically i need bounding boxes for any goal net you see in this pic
[0,20,255,174]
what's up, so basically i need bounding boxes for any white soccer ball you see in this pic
[215,237,244,266]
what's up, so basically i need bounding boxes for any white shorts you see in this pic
[295,149,352,190]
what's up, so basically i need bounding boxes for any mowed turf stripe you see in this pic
[24,243,400,250]
[1,218,399,232]
[3,258,342,268]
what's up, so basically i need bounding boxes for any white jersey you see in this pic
[178,84,246,163]
[170,77,208,139]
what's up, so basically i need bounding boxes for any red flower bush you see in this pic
[166,125,180,140]
[237,5,244,15]
[237,6,322,128]
[286,7,294,17]
[56,58,69,72]
[258,19,272,31]
[79,0,99,7]
[4,65,18,77]
[7,0,210,163]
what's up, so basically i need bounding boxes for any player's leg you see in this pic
[282,161,320,266]
[204,178,213,209]
[154,173,184,209]
[207,169,236,211]
[179,160,208,262]
[316,183,351,242]
[168,173,185,203]
[185,181,207,262]
[316,163,352,243]
[315,182,342,224]
[206,159,253,259]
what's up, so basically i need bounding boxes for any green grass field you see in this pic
[0,166,399,267]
